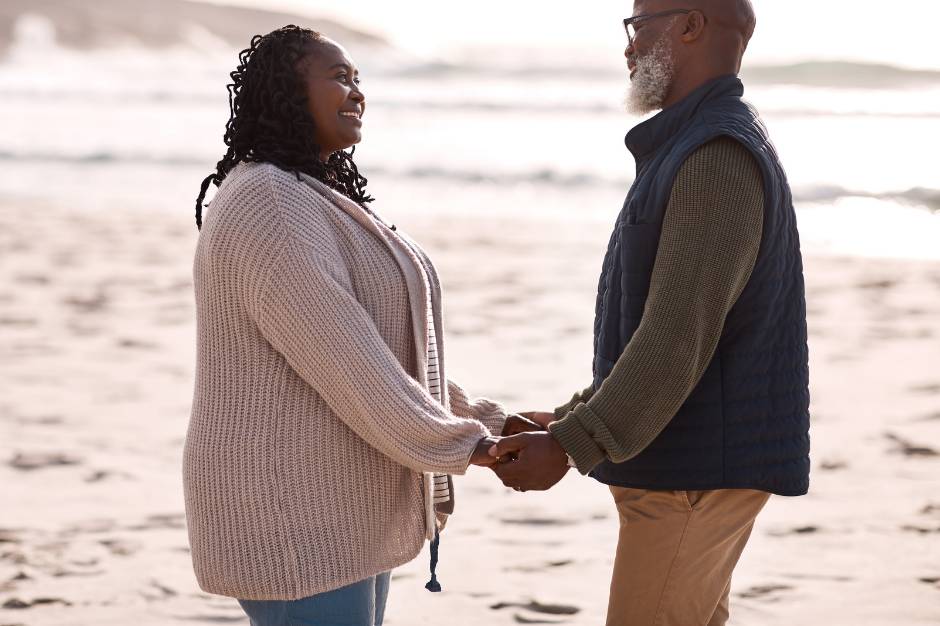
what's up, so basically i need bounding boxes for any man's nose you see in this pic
[625,41,635,59]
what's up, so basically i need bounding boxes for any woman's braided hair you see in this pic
[194,25,373,229]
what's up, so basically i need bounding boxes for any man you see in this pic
[489,1,810,624]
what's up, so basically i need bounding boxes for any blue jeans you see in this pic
[238,572,391,626]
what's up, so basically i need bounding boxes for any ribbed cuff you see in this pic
[554,402,574,421]
[554,385,596,420]
[548,409,607,474]
[554,395,582,421]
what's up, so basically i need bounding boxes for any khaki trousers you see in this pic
[606,487,770,626]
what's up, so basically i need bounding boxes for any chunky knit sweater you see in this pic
[184,162,507,601]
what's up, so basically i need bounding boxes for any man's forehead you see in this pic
[633,0,664,15]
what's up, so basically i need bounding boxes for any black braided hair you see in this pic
[194,25,373,229]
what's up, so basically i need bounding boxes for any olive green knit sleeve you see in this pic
[553,384,596,420]
[549,137,765,472]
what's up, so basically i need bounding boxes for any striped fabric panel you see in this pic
[426,296,450,505]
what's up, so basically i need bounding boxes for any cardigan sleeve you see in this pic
[447,379,509,434]
[237,175,490,476]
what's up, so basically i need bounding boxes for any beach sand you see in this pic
[1,198,939,625]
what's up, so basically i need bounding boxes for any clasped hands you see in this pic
[469,412,570,492]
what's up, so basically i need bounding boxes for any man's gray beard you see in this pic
[625,35,675,115]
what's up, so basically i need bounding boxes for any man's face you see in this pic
[625,1,678,114]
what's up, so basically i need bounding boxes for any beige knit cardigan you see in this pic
[183,162,507,600]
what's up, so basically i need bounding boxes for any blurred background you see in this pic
[1,0,939,253]
[1,1,938,625]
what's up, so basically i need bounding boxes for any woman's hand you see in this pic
[518,411,556,429]
[470,436,501,467]
[501,414,544,436]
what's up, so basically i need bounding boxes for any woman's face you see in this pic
[297,40,365,160]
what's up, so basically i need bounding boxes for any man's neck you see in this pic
[661,68,738,110]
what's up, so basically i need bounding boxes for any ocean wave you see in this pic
[3,87,937,120]
[741,61,940,89]
[795,185,940,212]
[376,168,940,212]
[0,150,206,167]
[392,60,940,89]
[1,149,937,212]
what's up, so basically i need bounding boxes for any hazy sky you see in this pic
[202,0,939,69]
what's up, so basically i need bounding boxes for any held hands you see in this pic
[477,410,569,491]
[469,413,541,468]
[470,411,570,491]
[488,432,570,491]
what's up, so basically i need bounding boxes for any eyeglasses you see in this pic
[623,9,694,45]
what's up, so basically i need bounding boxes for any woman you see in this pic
[184,25,511,625]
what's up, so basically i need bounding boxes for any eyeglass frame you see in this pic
[623,9,696,46]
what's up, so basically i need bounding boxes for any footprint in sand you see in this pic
[8,452,82,471]
[125,514,186,532]
[736,584,794,601]
[116,337,159,350]
[819,459,848,471]
[98,539,140,557]
[901,524,940,535]
[13,273,51,285]
[2,596,72,609]
[856,278,897,290]
[909,382,940,395]
[491,600,581,620]
[140,579,178,601]
[499,516,579,527]
[0,316,36,327]
[884,433,939,458]
[767,525,820,537]
[506,559,574,573]
[920,503,940,516]
[0,529,22,545]
[62,291,109,314]
[0,570,31,592]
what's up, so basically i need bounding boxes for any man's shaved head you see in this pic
[685,0,756,43]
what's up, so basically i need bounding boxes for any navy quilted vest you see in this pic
[590,75,810,496]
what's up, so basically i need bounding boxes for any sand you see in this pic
[1,198,939,625]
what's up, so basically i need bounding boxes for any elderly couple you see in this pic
[183,1,810,624]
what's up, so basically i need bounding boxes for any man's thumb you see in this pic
[489,434,528,457]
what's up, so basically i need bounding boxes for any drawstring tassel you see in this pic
[424,529,442,592]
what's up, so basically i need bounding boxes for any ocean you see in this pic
[2,11,938,260]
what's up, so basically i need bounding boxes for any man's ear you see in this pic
[680,10,707,42]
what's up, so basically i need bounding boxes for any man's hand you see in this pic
[519,411,556,429]
[488,432,569,491]
[469,436,501,467]
[501,414,544,436]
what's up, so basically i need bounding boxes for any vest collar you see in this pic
[625,74,743,162]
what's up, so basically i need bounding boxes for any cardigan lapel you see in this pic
[297,174,431,387]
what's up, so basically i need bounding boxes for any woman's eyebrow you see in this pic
[327,63,358,73]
